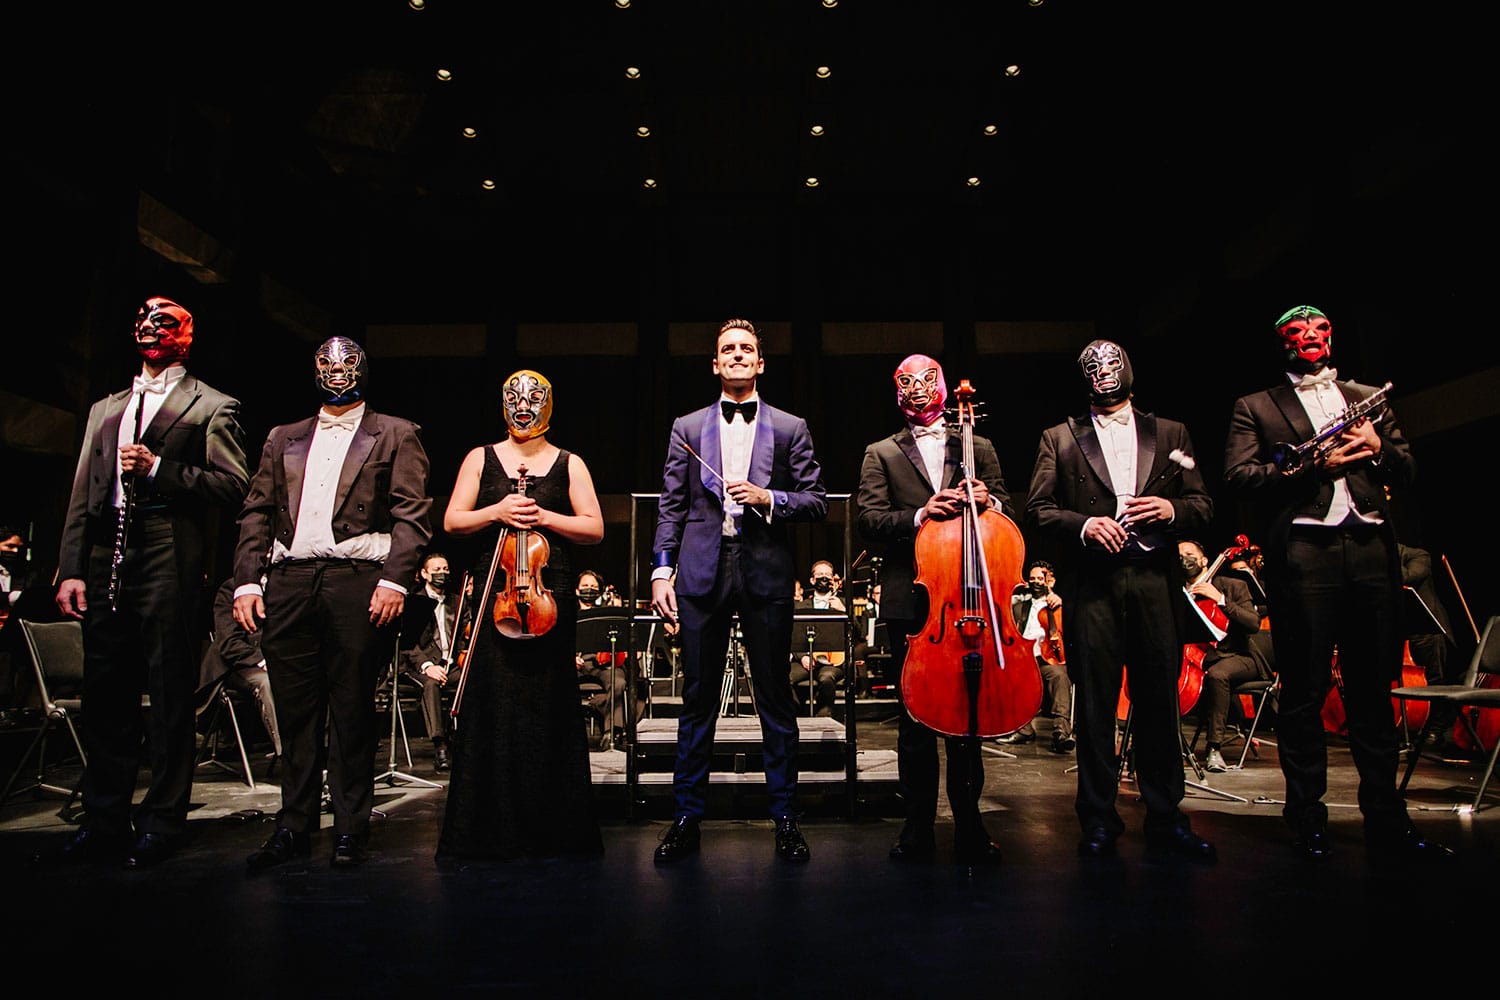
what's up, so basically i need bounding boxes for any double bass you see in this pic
[901,380,1043,738]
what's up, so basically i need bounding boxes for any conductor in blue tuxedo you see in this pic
[649,319,828,864]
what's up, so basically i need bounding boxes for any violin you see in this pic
[1039,600,1064,666]
[491,464,558,640]
[900,380,1043,738]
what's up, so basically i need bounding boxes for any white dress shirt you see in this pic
[1288,370,1379,527]
[1092,406,1138,519]
[418,583,451,670]
[720,393,758,536]
[113,364,186,506]
[910,421,947,528]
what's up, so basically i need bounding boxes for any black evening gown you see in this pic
[437,446,603,860]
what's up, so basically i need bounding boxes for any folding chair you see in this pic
[1392,614,1500,812]
[0,619,87,811]
[195,674,258,789]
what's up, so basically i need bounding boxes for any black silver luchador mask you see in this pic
[1077,339,1134,407]
[314,336,367,406]
[502,369,553,441]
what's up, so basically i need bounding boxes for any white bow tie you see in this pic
[1294,368,1339,390]
[132,374,169,395]
[1095,408,1131,428]
[911,424,946,440]
[317,411,359,433]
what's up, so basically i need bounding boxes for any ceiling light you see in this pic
[966,177,981,187]
[1004,65,1020,77]
[481,179,496,190]
[462,127,477,139]
[805,177,820,188]
[982,125,998,136]
[408,0,425,9]
[822,0,838,7]
[1028,0,1044,6]
[809,125,825,137]
[625,67,641,80]
[615,0,631,7]
[815,66,831,79]
[436,68,453,82]
[643,178,657,189]
[636,125,651,138]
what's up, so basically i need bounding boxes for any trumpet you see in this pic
[1270,381,1393,474]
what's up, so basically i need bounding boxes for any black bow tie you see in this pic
[721,399,757,423]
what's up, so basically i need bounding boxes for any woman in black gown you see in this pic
[437,369,605,860]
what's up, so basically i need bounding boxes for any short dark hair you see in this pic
[577,569,605,588]
[717,317,760,350]
[1025,559,1054,576]
[420,551,448,571]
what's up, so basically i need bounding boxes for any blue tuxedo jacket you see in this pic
[653,400,826,600]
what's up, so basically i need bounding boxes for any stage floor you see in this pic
[2,713,1495,995]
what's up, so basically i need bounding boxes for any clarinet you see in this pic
[108,392,146,613]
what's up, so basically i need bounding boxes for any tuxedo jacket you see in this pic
[652,400,826,600]
[856,427,1014,622]
[199,578,263,690]
[57,373,249,595]
[1223,379,1412,573]
[1026,408,1212,585]
[1183,573,1262,661]
[233,406,433,591]
[399,590,469,671]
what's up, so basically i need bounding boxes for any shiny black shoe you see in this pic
[1367,826,1455,867]
[433,743,450,773]
[954,827,1004,865]
[1145,826,1217,862]
[1293,828,1334,860]
[775,817,811,862]
[33,828,127,867]
[1077,827,1118,857]
[1052,732,1076,754]
[331,833,369,867]
[124,832,178,870]
[246,828,312,873]
[653,817,701,864]
[993,728,1036,746]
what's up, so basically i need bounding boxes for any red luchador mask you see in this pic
[134,297,193,364]
[1276,305,1332,375]
[894,354,947,427]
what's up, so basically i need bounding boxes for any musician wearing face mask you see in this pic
[400,552,469,773]
[791,560,845,717]
[39,297,248,871]
[1004,560,1074,754]
[1178,540,1272,773]
[1225,304,1449,864]
[575,569,632,742]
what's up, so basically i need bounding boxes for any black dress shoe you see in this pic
[775,817,810,862]
[246,828,312,873]
[124,832,178,870]
[1368,826,1455,866]
[993,729,1036,745]
[433,743,450,772]
[33,828,126,867]
[332,833,369,867]
[954,827,1004,865]
[1052,732,1076,754]
[653,817,701,864]
[1078,827,1118,857]
[888,835,937,862]
[1145,826,1217,862]
[1293,828,1334,860]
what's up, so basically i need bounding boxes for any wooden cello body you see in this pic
[900,380,1043,738]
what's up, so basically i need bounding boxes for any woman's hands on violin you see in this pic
[489,491,548,530]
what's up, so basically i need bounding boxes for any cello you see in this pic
[1443,555,1499,752]
[901,379,1043,738]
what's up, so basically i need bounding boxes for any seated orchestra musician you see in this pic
[198,577,283,763]
[399,551,469,773]
[1179,539,1275,772]
[790,559,846,717]
[1001,559,1074,753]
[574,569,633,746]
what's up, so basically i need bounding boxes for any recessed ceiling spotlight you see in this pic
[966,177,981,187]
[462,127,478,139]
[481,179,496,190]
[615,0,631,7]
[1004,65,1020,77]
[982,125,998,136]
[809,124,825,137]
[636,125,651,137]
[625,67,641,80]
[815,66,831,79]
[805,176,820,187]
[1028,0,1044,6]
[822,0,838,7]
[408,0,425,10]
[643,178,657,189]
[436,68,453,82]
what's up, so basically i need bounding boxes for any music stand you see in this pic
[375,641,439,790]
[576,611,631,750]
[794,615,847,717]
[1222,566,1267,608]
